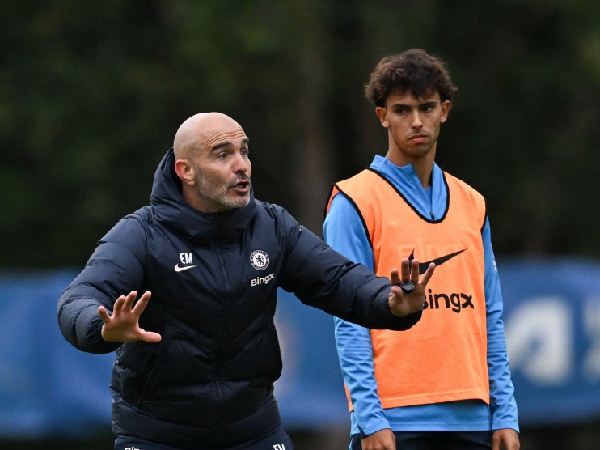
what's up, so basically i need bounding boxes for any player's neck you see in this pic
[386,147,435,189]
[412,159,434,189]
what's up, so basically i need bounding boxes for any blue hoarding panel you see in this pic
[1,258,599,437]
[0,271,114,437]
[499,258,600,424]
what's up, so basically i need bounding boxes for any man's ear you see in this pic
[375,107,389,128]
[440,100,451,123]
[174,159,196,185]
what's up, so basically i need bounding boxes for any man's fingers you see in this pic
[418,262,436,287]
[98,306,110,323]
[123,291,138,311]
[139,329,162,343]
[113,296,126,316]
[389,268,401,286]
[400,258,410,280]
[410,259,420,282]
[103,291,156,343]
[132,291,152,316]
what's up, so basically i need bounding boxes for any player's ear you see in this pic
[174,159,196,185]
[440,100,451,123]
[375,107,389,128]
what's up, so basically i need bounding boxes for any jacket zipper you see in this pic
[214,214,231,443]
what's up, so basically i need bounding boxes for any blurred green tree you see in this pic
[1,0,599,269]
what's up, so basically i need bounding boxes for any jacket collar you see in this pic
[150,148,257,244]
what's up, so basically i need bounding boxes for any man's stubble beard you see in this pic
[194,170,250,211]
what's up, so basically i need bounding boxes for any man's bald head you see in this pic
[172,112,251,212]
[173,113,244,160]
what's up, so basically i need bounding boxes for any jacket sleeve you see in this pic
[57,215,147,354]
[277,207,421,331]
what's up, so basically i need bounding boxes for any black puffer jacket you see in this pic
[57,148,421,448]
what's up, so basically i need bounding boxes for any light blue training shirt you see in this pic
[323,155,519,438]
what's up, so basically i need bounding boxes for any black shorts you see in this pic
[115,425,294,450]
[350,430,491,450]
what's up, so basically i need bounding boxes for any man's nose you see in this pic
[232,152,249,172]
[411,110,423,128]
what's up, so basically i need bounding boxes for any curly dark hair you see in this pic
[365,49,458,107]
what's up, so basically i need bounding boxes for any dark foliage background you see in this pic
[2,2,600,449]
[2,0,600,269]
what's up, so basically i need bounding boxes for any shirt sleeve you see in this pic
[324,193,391,436]
[483,218,520,432]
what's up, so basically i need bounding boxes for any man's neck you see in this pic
[411,158,435,189]
[386,148,435,189]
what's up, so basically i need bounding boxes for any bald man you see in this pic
[58,113,435,450]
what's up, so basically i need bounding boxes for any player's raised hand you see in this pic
[388,258,435,317]
[98,291,162,343]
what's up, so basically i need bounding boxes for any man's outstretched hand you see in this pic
[98,291,162,343]
[388,258,435,317]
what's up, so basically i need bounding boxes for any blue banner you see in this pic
[499,258,600,424]
[0,271,114,437]
[1,258,599,437]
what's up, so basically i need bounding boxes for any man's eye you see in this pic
[217,152,228,159]
[241,149,250,157]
